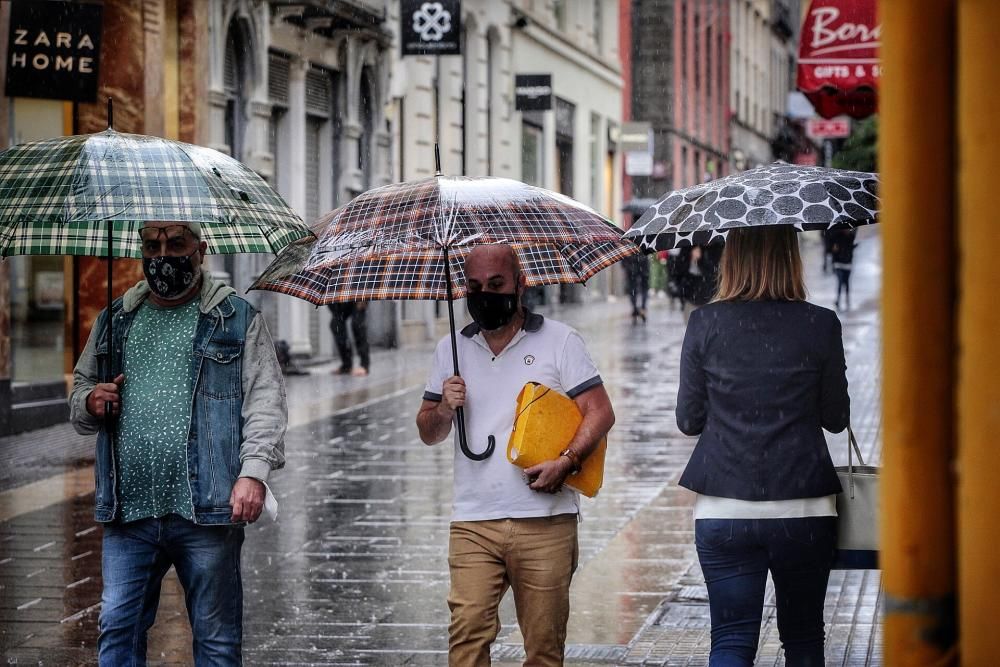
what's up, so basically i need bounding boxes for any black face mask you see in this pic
[467,291,519,332]
[142,251,199,300]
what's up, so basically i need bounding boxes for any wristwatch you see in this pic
[559,448,582,474]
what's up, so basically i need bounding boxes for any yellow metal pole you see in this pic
[957,1,1000,662]
[880,1,958,663]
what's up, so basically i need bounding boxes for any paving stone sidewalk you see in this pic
[0,231,884,665]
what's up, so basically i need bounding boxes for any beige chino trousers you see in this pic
[447,514,579,667]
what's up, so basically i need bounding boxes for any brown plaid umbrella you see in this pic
[251,158,636,461]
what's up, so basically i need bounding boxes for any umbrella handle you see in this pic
[454,408,495,461]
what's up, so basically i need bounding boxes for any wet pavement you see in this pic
[0,231,883,665]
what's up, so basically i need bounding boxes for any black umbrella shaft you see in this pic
[442,246,493,461]
[105,219,114,431]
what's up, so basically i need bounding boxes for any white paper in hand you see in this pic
[263,482,279,521]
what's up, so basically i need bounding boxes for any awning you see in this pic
[797,0,879,120]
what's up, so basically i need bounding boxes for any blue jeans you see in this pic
[695,517,837,667]
[98,515,245,666]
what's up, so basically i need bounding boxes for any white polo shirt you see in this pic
[424,312,603,522]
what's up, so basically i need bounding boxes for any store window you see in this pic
[8,98,68,383]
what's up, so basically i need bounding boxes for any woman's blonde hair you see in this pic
[714,226,807,302]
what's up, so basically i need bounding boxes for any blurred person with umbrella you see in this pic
[0,102,310,665]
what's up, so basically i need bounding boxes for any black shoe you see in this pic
[334,366,352,375]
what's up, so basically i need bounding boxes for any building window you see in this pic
[359,68,375,189]
[589,113,601,209]
[521,118,543,186]
[553,0,567,31]
[223,21,249,284]
[681,2,688,85]
[267,51,290,188]
[304,66,332,222]
[593,0,603,51]
[681,145,688,187]
[555,98,575,196]
[694,10,700,93]
[223,23,247,159]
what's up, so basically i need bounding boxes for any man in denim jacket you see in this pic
[70,222,287,666]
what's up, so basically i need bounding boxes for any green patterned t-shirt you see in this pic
[116,299,200,523]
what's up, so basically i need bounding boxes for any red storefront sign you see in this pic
[806,117,852,139]
[797,0,880,119]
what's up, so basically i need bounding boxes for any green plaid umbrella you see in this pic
[0,111,311,424]
[0,128,310,257]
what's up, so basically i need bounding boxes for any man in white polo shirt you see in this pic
[416,244,615,666]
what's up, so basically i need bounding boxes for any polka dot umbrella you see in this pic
[624,163,879,251]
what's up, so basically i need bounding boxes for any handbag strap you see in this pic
[846,425,864,499]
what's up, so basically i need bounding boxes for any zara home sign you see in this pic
[5,0,103,102]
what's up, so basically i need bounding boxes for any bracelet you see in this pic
[559,448,582,474]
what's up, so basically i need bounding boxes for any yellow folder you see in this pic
[506,382,607,498]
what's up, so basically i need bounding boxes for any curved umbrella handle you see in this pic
[455,409,495,460]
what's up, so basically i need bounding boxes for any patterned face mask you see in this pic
[142,250,199,300]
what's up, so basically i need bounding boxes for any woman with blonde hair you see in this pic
[676,225,850,666]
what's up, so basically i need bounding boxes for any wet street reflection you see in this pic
[0,232,882,665]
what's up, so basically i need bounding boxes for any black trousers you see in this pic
[329,303,370,371]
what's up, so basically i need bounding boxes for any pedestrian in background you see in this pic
[622,252,650,323]
[416,244,615,666]
[678,243,724,322]
[829,227,858,312]
[675,225,850,665]
[329,301,370,376]
[70,222,287,666]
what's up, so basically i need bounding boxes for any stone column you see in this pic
[178,0,209,146]
[74,0,148,361]
[278,58,313,355]
[143,0,165,136]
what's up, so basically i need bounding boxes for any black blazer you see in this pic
[676,300,849,501]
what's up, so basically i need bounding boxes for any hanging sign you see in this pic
[401,0,461,56]
[515,74,553,111]
[4,0,103,102]
[796,0,879,119]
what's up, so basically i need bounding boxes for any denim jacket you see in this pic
[70,272,287,525]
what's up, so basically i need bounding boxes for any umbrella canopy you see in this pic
[624,163,879,251]
[0,118,312,430]
[0,128,310,257]
[252,171,635,462]
[251,175,637,302]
